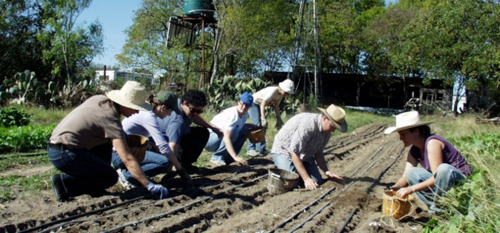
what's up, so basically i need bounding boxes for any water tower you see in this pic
[166,0,217,88]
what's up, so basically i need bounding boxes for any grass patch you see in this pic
[22,106,71,125]
[0,171,55,202]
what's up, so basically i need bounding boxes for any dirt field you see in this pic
[0,123,433,233]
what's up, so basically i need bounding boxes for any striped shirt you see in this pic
[271,113,331,162]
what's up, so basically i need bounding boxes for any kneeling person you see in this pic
[205,93,255,166]
[271,104,347,190]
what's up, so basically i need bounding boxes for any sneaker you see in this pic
[51,174,69,202]
[247,150,260,157]
[210,158,227,166]
[260,151,269,156]
[117,169,135,190]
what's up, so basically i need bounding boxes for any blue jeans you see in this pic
[405,164,466,210]
[205,125,249,164]
[47,143,117,198]
[247,104,267,153]
[272,153,323,185]
[112,151,171,187]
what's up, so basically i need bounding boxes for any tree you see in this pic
[38,0,103,80]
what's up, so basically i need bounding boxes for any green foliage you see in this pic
[0,107,32,127]
[0,124,56,153]
[0,70,46,105]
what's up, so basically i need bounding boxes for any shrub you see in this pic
[0,124,56,153]
[0,107,32,127]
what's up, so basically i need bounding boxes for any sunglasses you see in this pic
[189,107,204,114]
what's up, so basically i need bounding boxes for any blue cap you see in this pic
[240,92,253,106]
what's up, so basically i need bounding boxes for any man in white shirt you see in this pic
[205,93,256,166]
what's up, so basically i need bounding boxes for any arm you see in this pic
[274,102,281,120]
[314,152,342,180]
[144,115,183,170]
[193,115,223,137]
[291,151,318,190]
[112,138,150,187]
[398,140,444,198]
[222,130,247,165]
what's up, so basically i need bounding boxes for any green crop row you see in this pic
[0,124,56,153]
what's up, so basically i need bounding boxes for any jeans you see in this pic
[177,127,209,166]
[111,150,171,187]
[47,142,117,198]
[205,125,249,164]
[272,153,323,185]
[247,104,267,153]
[405,164,466,210]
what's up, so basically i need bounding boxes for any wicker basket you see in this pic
[266,168,299,195]
[382,190,414,220]
[246,128,265,143]
[126,134,149,163]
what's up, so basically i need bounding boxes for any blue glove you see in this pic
[146,182,169,199]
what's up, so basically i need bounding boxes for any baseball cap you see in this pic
[240,92,253,106]
[157,91,181,114]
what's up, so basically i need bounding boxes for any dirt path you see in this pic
[0,165,52,177]
[0,123,431,233]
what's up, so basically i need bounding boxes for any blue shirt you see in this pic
[157,99,193,144]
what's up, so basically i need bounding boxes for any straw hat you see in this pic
[105,81,151,111]
[384,111,432,134]
[318,104,348,132]
[279,79,295,94]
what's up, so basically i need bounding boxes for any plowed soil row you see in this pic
[0,123,430,233]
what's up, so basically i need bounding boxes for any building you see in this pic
[264,72,453,111]
[94,69,154,84]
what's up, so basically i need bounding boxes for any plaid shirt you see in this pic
[271,113,331,162]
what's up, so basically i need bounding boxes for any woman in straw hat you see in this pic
[247,79,295,157]
[112,90,193,190]
[385,111,472,213]
[47,81,168,202]
[271,104,347,190]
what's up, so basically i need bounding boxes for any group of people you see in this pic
[47,80,473,214]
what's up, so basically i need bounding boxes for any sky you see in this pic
[78,0,399,69]
[77,0,142,68]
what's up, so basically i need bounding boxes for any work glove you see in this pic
[275,118,284,130]
[177,168,194,187]
[260,117,268,128]
[146,181,169,199]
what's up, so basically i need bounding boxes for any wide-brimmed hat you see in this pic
[157,90,181,115]
[279,79,295,95]
[105,81,152,111]
[318,104,348,133]
[384,111,432,134]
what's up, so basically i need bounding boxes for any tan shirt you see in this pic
[50,95,125,150]
[253,86,283,106]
